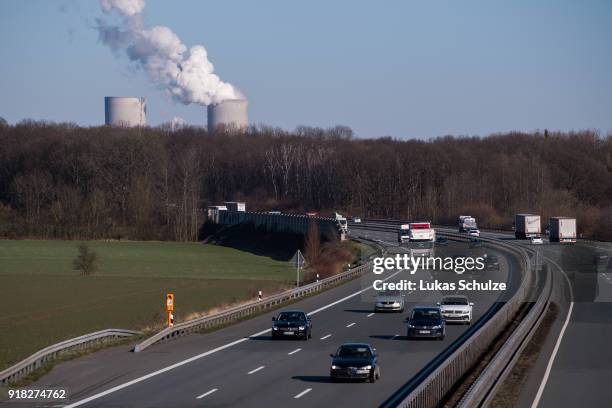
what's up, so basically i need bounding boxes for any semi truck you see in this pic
[515,214,541,239]
[224,201,246,212]
[333,212,348,234]
[408,222,436,242]
[549,217,577,243]
[398,224,410,243]
[458,215,478,233]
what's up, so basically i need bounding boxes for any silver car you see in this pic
[438,295,473,324]
[374,290,405,312]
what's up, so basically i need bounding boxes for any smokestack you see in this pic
[207,99,249,132]
[105,96,146,127]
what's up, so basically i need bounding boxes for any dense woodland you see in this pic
[0,121,610,241]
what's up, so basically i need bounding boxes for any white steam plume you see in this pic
[97,0,242,105]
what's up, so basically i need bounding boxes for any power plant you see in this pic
[105,96,146,127]
[207,99,249,132]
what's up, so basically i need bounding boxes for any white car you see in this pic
[531,237,543,244]
[438,295,473,324]
[352,217,362,223]
[467,229,480,237]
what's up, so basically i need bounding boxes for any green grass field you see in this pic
[0,240,295,370]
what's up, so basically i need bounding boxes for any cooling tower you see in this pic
[104,97,146,127]
[207,99,248,131]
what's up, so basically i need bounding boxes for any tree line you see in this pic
[0,121,610,241]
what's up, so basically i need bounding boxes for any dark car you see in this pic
[272,310,312,340]
[406,307,445,340]
[330,343,380,383]
[435,236,449,246]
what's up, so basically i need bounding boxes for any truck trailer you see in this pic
[515,214,541,239]
[549,217,577,243]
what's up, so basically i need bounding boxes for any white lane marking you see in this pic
[288,348,302,355]
[196,388,218,399]
[247,366,265,375]
[320,334,332,340]
[346,322,356,328]
[64,269,403,407]
[307,269,403,316]
[531,257,574,408]
[367,312,375,317]
[63,335,254,407]
[294,388,312,399]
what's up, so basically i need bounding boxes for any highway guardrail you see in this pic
[371,229,537,408]
[0,329,140,386]
[133,239,384,353]
[457,256,552,407]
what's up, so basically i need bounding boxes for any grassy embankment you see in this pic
[0,239,295,370]
[0,232,375,371]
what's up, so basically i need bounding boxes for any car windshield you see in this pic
[441,297,468,305]
[378,290,400,297]
[337,346,371,358]
[411,309,441,319]
[277,312,306,321]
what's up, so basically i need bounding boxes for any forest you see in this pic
[0,121,610,241]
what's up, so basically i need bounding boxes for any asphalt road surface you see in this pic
[3,227,519,408]
[515,240,612,408]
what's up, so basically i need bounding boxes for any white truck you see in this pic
[398,224,410,243]
[549,217,577,243]
[224,201,246,212]
[458,215,478,233]
[408,222,436,242]
[515,214,541,239]
[333,212,348,234]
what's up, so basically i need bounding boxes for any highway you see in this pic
[514,240,612,408]
[8,226,520,408]
[356,221,612,408]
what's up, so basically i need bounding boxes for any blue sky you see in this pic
[0,0,611,138]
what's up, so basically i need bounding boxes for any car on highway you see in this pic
[374,289,405,312]
[271,310,312,340]
[406,306,445,340]
[438,295,473,324]
[467,228,481,237]
[435,236,448,246]
[469,237,483,248]
[531,237,543,244]
[329,343,380,382]
[484,254,499,269]
[353,217,362,223]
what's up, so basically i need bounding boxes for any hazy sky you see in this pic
[0,0,611,138]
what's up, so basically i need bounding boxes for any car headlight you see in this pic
[331,365,339,370]
[407,324,415,328]
[376,302,383,307]
[272,327,278,330]
[361,365,372,370]
[392,302,400,307]
[432,325,442,329]
[299,326,305,330]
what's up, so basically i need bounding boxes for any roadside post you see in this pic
[166,293,174,327]
[290,250,305,287]
[258,290,262,301]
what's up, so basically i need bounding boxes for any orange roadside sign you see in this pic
[166,293,174,312]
